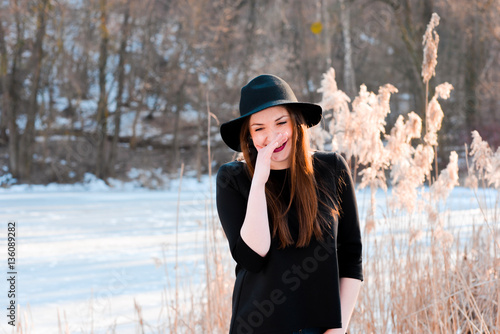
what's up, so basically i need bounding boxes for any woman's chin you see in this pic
[271,152,291,168]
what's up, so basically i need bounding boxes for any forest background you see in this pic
[0,0,500,186]
[0,0,499,186]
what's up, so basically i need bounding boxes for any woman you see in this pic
[216,74,363,334]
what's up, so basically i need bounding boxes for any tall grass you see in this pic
[150,91,233,333]
[351,209,499,333]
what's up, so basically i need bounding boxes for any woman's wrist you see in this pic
[251,174,268,188]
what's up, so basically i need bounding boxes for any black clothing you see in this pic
[216,152,363,334]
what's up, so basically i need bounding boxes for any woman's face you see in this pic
[249,106,293,170]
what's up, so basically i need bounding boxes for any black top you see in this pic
[216,152,363,334]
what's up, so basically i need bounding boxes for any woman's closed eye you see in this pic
[254,121,287,132]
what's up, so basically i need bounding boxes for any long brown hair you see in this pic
[239,106,339,248]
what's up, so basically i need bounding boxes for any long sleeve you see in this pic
[216,162,267,273]
[335,154,363,281]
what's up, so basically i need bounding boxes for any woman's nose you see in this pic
[263,132,276,146]
[264,131,280,146]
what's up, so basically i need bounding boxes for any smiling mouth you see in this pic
[273,140,287,153]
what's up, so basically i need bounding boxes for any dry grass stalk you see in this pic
[422,13,441,84]
[133,299,145,334]
[149,86,232,334]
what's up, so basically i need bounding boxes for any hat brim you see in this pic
[220,101,322,152]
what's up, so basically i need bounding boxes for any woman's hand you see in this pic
[323,278,362,334]
[252,132,289,185]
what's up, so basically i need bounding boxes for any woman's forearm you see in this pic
[240,179,271,257]
[325,277,362,334]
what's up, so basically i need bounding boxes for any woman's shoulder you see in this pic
[313,151,348,169]
[312,151,353,193]
[313,150,340,162]
[218,160,247,175]
[216,160,250,189]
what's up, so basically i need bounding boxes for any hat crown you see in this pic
[239,75,298,117]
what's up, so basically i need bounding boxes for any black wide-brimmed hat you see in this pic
[220,74,322,152]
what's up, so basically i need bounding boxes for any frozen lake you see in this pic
[0,175,221,333]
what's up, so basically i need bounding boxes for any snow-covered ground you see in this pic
[0,176,497,334]
[0,175,219,334]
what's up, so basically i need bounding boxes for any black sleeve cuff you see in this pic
[232,234,267,273]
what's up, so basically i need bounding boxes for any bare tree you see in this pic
[0,0,498,184]
[95,0,109,179]
[2,1,25,179]
[339,0,357,97]
[0,20,12,148]
[108,0,132,177]
[17,0,50,181]
[377,0,433,117]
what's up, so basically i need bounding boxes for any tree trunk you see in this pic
[321,0,332,70]
[292,1,315,102]
[171,78,187,172]
[389,0,428,117]
[0,22,12,148]
[0,30,7,145]
[0,19,18,174]
[18,0,49,181]
[241,0,257,81]
[109,0,131,177]
[464,2,481,134]
[96,0,109,179]
[129,104,141,150]
[339,0,357,97]
[195,93,203,182]
[3,0,24,179]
